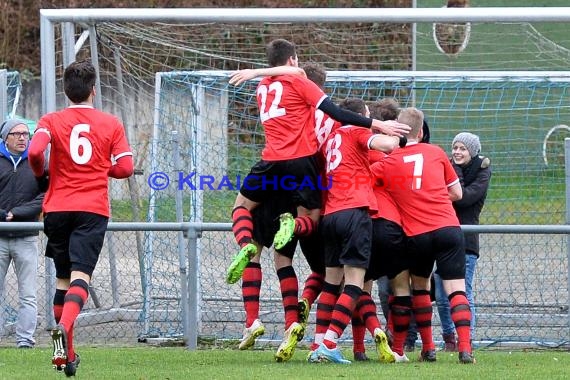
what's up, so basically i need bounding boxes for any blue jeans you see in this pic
[434,253,477,338]
[0,236,38,347]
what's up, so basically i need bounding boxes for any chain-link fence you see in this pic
[0,223,568,348]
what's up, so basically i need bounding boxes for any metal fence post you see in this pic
[564,138,570,336]
[186,224,199,350]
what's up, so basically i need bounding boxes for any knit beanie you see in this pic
[452,132,480,157]
[0,118,28,141]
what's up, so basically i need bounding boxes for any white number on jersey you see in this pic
[315,109,336,149]
[70,124,93,165]
[403,153,424,190]
[257,82,286,122]
[325,133,343,173]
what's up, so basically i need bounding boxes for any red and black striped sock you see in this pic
[357,291,381,334]
[412,289,435,352]
[59,279,89,362]
[387,294,395,335]
[294,216,316,237]
[315,282,340,339]
[277,266,299,330]
[449,290,472,353]
[351,312,366,354]
[390,295,412,355]
[232,206,253,248]
[324,284,361,348]
[301,272,324,307]
[242,262,262,327]
[53,288,66,324]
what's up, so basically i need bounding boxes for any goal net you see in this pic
[33,7,570,347]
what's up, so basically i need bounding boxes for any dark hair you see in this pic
[369,98,400,121]
[302,63,326,89]
[339,98,367,116]
[266,39,297,67]
[63,59,96,104]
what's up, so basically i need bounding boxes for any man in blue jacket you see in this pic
[0,118,44,348]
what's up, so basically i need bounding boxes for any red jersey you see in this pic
[33,105,132,217]
[369,142,459,236]
[323,126,377,215]
[368,150,401,225]
[315,109,340,151]
[257,74,327,161]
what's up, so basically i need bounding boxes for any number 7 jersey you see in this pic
[369,141,460,236]
[256,74,327,161]
[33,105,133,217]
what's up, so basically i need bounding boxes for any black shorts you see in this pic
[365,218,410,282]
[299,225,325,275]
[251,196,298,258]
[44,211,109,279]
[239,154,322,211]
[321,208,372,269]
[407,226,465,280]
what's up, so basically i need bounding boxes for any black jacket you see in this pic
[452,156,491,258]
[0,150,44,237]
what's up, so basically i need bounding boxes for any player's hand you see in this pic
[228,69,257,86]
[371,119,411,137]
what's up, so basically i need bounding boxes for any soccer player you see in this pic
[28,59,134,376]
[235,63,328,362]
[225,38,410,287]
[369,107,475,364]
[310,98,403,365]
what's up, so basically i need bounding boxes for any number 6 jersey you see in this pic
[29,105,133,217]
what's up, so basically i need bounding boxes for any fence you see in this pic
[0,222,568,349]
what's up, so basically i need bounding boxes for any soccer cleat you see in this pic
[274,322,304,362]
[297,298,310,340]
[374,328,396,363]
[404,341,416,352]
[238,319,265,350]
[226,243,258,284]
[273,213,295,250]
[353,352,369,361]
[64,353,80,377]
[51,324,68,372]
[314,343,351,364]
[307,350,321,363]
[458,351,476,364]
[419,349,437,362]
[393,351,410,363]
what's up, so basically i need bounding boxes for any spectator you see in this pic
[434,132,491,350]
[0,118,44,349]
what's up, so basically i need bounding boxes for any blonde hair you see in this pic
[397,107,424,139]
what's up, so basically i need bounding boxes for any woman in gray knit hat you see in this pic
[434,131,491,351]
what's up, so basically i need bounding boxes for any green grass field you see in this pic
[2,347,569,380]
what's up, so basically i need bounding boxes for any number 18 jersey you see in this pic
[256,74,327,161]
[35,105,132,217]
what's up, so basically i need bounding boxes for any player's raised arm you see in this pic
[229,65,306,86]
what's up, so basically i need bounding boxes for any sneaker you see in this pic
[315,343,351,364]
[404,342,416,352]
[297,298,310,340]
[274,322,304,362]
[458,351,476,364]
[273,213,295,250]
[51,324,68,372]
[64,353,80,377]
[238,319,265,350]
[353,352,369,361]
[442,333,457,352]
[373,328,396,363]
[226,243,258,284]
[419,349,437,362]
[393,351,410,363]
